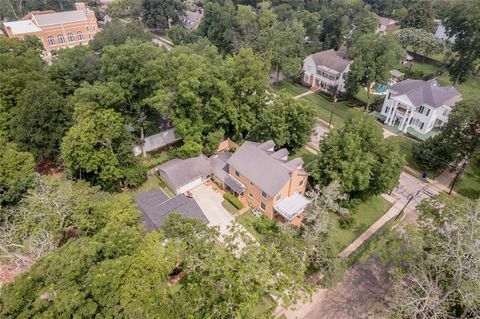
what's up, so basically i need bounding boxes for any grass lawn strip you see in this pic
[331,196,392,251]
[454,153,480,198]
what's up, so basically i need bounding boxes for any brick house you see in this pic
[157,140,310,226]
[215,141,309,225]
[3,2,98,54]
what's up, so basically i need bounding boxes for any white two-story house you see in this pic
[302,49,353,94]
[381,79,461,135]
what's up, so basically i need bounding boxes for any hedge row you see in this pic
[223,193,243,209]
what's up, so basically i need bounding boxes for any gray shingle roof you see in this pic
[378,16,397,27]
[135,189,207,231]
[390,79,461,108]
[157,155,211,189]
[305,49,353,73]
[33,10,87,26]
[227,141,305,198]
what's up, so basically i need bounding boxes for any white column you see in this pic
[388,101,398,126]
[385,100,395,124]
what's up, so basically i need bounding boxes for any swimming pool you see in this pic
[375,84,388,94]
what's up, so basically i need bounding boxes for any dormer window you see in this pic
[261,190,267,198]
[234,169,240,177]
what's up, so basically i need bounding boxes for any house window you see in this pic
[87,26,89,31]
[77,31,84,40]
[387,92,391,99]
[260,202,266,211]
[57,34,65,44]
[420,122,425,130]
[249,181,253,186]
[261,190,267,198]
[67,33,74,42]
[409,117,413,124]
[425,109,430,116]
[385,106,390,114]
[419,106,425,114]
[234,169,240,177]
[299,180,305,187]
[93,26,95,31]
[248,193,253,199]
[88,34,91,39]
[47,36,55,46]
[276,194,281,201]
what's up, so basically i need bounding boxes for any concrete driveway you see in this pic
[190,184,250,244]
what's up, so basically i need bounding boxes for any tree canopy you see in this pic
[413,99,480,172]
[0,139,36,207]
[61,103,145,191]
[442,1,480,84]
[345,33,404,110]
[388,195,480,318]
[311,111,404,198]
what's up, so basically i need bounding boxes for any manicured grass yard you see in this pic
[288,147,317,165]
[454,154,480,198]
[331,196,392,251]
[222,200,238,214]
[436,73,480,102]
[272,80,309,96]
[410,61,440,75]
[387,136,440,178]
[299,93,354,128]
[134,174,175,198]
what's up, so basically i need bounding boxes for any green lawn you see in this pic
[289,147,317,165]
[436,73,480,102]
[222,200,238,214]
[410,61,440,75]
[272,80,309,97]
[141,151,171,170]
[299,93,354,128]
[331,196,392,251]
[454,154,480,198]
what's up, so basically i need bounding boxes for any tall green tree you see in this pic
[0,139,36,206]
[400,0,435,31]
[413,99,480,171]
[442,1,480,84]
[61,103,145,191]
[198,0,237,54]
[345,33,404,111]
[48,45,100,95]
[311,111,404,198]
[9,81,72,162]
[319,8,349,50]
[249,93,315,150]
[142,0,185,30]
[89,20,153,52]
[255,19,305,84]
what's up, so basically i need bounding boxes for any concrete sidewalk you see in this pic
[294,90,316,99]
[339,200,404,258]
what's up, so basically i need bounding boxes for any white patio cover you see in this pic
[274,192,309,221]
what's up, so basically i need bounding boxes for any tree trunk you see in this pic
[454,73,461,86]
[276,66,280,85]
[140,126,146,157]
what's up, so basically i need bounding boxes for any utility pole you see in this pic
[328,110,334,128]
[394,186,426,221]
[449,159,468,194]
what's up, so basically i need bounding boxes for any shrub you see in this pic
[339,215,356,230]
[252,216,279,234]
[223,193,243,209]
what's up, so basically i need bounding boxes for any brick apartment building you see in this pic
[3,2,98,53]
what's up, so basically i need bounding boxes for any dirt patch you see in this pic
[304,256,392,319]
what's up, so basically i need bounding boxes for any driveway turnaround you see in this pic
[190,185,249,243]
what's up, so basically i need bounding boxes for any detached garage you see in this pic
[156,154,211,195]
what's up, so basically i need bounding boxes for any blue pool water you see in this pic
[375,84,388,93]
